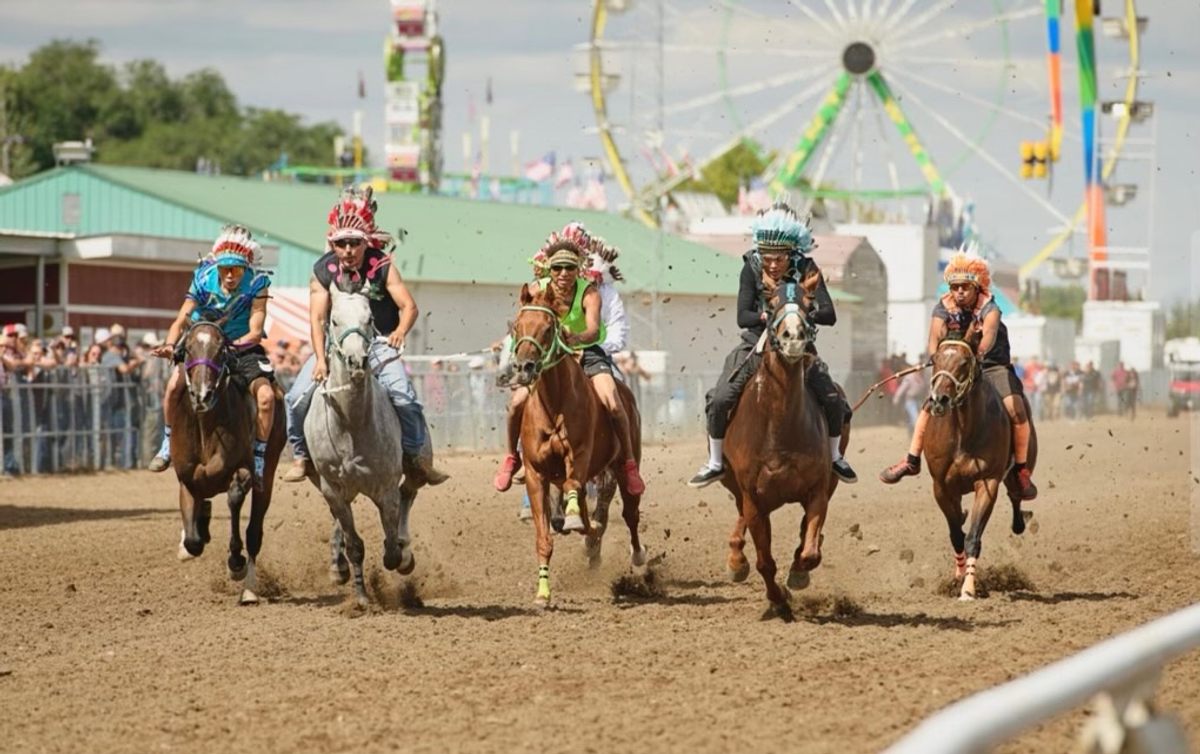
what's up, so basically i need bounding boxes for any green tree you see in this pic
[676,140,772,208]
[1036,284,1088,325]
[1165,299,1200,340]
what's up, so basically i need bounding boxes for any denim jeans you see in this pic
[286,345,429,458]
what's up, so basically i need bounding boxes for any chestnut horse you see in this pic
[510,283,647,607]
[722,282,848,620]
[925,325,1036,600]
[172,320,286,604]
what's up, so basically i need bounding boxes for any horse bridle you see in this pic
[765,281,815,355]
[326,319,377,368]
[929,340,979,408]
[511,305,572,380]
[182,320,233,410]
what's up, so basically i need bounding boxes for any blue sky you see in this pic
[1,0,1195,304]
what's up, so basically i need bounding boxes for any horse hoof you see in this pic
[561,514,585,534]
[630,545,648,569]
[228,564,248,581]
[383,550,401,571]
[239,590,260,605]
[397,550,416,576]
[761,601,795,623]
[550,515,565,534]
[329,566,350,586]
[177,545,196,562]
[727,563,750,583]
[533,596,551,610]
[959,591,976,602]
[787,568,811,590]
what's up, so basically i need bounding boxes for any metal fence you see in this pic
[1,363,1178,475]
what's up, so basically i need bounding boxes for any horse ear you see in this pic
[519,283,533,305]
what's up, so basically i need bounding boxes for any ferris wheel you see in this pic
[583,0,1139,254]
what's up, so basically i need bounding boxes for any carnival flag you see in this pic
[524,152,556,182]
[554,160,575,188]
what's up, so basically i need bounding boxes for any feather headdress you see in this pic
[326,185,395,252]
[943,241,991,293]
[751,201,814,253]
[531,222,622,284]
[207,225,261,268]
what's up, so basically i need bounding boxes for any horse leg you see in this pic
[177,486,210,560]
[1005,471,1030,535]
[723,477,749,582]
[744,499,791,621]
[789,494,829,590]
[960,478,1001,601]
[934,485,967,582]
[561,478,588,534]
[375,487,404,573]
[619,477,647,570]
[329,521,350,585]
[526,468,555,608]
[585,474,615,569]
[321,483,368,606]
[395,482,417,575]
[239,484,272,605]
[226,477,249,582]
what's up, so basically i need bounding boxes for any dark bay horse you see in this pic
[172,320,286,604]
[925,326,1037,600]
[722,282,848,620]
[510,283,646,607]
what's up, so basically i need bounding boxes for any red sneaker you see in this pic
[1016,468,1038,501]
[879,459,920,484]
[623,459,646,496]
[493,454,521,492]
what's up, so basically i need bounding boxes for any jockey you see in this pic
[281,186,447,487]
[688,202,856,488]
[879,246,1037,500]
[492,233,646,496]
[148,225,276,489]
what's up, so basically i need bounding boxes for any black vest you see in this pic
[312,248,400,335]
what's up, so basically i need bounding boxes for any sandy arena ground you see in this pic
[1,413,1197,753]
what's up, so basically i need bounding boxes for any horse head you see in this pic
[929,321,981,416]
[328,283,375,382]
[509,282,571,387]
[182,319,230,413]
[767,281,813,364]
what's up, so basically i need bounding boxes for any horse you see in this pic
[304,283,416,607]
[510,282,647,607]
[924,324,1037,600]
[171,319,286,605]
[721,282,848,620]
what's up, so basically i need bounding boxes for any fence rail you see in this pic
[886,603,1200,753]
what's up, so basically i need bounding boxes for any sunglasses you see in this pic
[550,264,578,273]
[949,283,975,292]
[333,238,365,249]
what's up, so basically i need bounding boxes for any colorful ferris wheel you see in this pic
[584,0,1140,256]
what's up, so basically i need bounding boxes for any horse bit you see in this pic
[929,340,979,407]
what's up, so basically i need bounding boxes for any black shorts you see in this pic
[983,365,1022,400]
[230,346,276,388]
[579,345,615,378]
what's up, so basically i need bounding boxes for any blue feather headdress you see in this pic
[751,202,813,254]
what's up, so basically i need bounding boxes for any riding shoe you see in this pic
[282,458,315,483]
[832,458,858,484]
[687,464,724,488]
[879,459,920,484]
[493,453,521,492]
[624,459,646,496]
[404,452,450,487]
[1016,468,1038,501]
[148,455,170,473]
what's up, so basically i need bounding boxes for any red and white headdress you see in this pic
[532,221,623,284]
[207,225,260,268]
[326,186,395,251]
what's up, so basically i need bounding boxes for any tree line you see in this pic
[0,40,346,180]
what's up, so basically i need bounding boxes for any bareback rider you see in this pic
[492,237,646,496]
[281,186,447,487]
[879,247,1037,499]
[688,202,856,488]
[148,225,276,489]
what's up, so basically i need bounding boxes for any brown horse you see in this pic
[924,326,1036,600]
[171,320,286,604]
[510,283,646,607]
[722,282,848,620]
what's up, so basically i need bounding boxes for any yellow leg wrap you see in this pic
[536,564,551,601]
[564,489,580,518]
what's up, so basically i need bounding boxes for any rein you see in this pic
[511,305,573,380]
[181,321,231,405]
[929,340,979,408]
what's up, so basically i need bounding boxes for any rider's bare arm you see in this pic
[384,263,419,341]
[309,274,330,366]
[157,299,198,357]
[927,316,947,358]
[233,295,268,347]
[976,308,1001,358]
[565,287,601,347]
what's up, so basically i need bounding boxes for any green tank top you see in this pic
[539,277,605,350]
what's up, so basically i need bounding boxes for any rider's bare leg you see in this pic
[591,372,644,495]
[880,406,928,484]
[250,377,275,489]
[1004,394,1036,499]
[149,366,183,471]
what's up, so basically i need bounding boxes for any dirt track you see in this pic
[1,414,1197,753]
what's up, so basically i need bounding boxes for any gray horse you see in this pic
[305,285,416,606]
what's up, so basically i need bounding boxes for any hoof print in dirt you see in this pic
[610,570,665,603]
